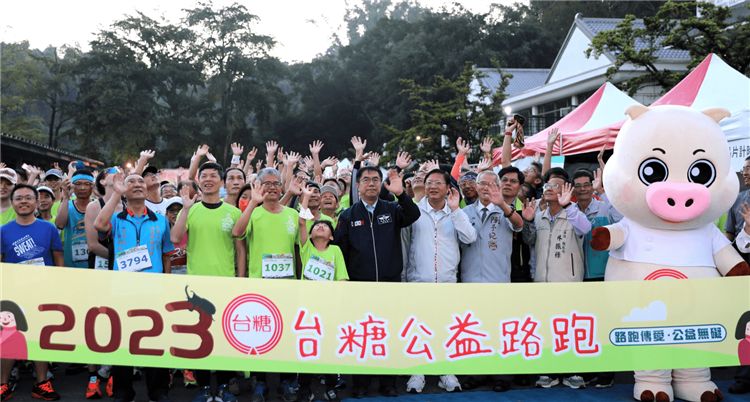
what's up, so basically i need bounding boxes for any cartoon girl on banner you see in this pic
[738,311,750,365]
[1,300,28,360]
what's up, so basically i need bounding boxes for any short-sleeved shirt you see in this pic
[184,201,242,277]
[725,190,750,236]
[300,242,348,281]
[62,200,89,268]
[100,207,174,273]
[1,208,17,226]
[1,219,62,265]
[170,233,188,274]
[245,206,300,279]
[146,198,167,216]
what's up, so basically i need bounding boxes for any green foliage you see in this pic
[381,62,510,163]
[0,42,45,142]
[585,1,750,96]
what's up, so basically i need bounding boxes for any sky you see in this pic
[1,0,521,64]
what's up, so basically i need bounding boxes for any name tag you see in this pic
[303,255,335,281]
[262,254,294,279]
[116,245,152,272]
[19,257,45,266]
[94,255,109,270]
[72,242,89,262]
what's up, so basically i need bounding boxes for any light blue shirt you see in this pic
[363,199,378,214]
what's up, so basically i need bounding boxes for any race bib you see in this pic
[19,257,45,266]
[72,242,89,262]
[172,266,187,275]
[261,254,294,279]
[94,255,109,270]
[116,245,152,272]
[303,254,335,281]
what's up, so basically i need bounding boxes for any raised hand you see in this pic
[246,147,258,162]
[256,159,264,172]
[480,137,494,155]
[546,127,560,149]
[277,147,285,164]
[303,156,314,169]
[447,187,461,211]
[522,197,537,221]
[140,149,156,160]
[206,152,217,163]
[61,178,72,199]
[533,151,541,163]
[351,136,367,153]
[477,157,492,172]
[287,175,304,196]
[395,151,412,169]
[180,182,198,209]
[266,141,278,155]
[300,182,314,198]
[558,182,574,206]
[368,152,380,167]
[196,145,209,157]
[286,151,301,165]
[598,144,607,170]
[321,156,338,169]
[487,182,504,207]
[67,161,77,176]
[383,169,403,195]
[53,162,61,171]
[175,167,185,179]
[309,140,324,155]
[422,159,439,172]
[251,180,267,205]
[456,137,472,156]
[231,142,244,156]
[112,171,127,195]
[593,168,604,194]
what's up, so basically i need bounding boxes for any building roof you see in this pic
[475,68,550,97]
[0,132,104,168]
[576,16,691,60]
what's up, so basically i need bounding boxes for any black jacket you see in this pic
[334,192,420,282]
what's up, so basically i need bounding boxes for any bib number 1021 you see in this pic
[38,302,213,359]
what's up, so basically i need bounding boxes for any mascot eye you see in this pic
[687,159,715,187]
[638,158,668,185]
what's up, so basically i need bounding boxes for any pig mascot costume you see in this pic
[590,105,750,402]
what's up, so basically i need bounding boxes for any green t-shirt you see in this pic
[51,200,61,220]
[1,208,17,226]
[300,241,348,281]
[303,213,334,235]
[184,202,242,277]
[339,194,350,211]
[246,206,300,279]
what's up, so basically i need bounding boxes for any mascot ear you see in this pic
[625,104,650,120]
[701,107,731,123]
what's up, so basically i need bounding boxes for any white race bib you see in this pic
[19,257,45,266]
[116,245,152,272]
[72,242,89,262]
[94,255,109,270]
[261,254,294,279]
[172,266,187,275]
[303,255,335,281]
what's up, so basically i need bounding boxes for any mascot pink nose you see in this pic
[645,182,710,222]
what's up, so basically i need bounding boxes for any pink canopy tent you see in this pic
[493,82,641,165]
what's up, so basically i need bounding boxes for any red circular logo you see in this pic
[222,294,283,355]
[644,269,689,280]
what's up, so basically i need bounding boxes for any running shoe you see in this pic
[1,384,12,402]
[86,375,102,399]
[406,375,425,393]
[183,370,198,388]
[438,375,461,392]
[31,381,60,401]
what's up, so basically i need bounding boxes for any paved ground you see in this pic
[5,364,745,402]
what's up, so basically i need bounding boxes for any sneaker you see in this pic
[324,388,340,402]
[97,366,112,379]
[192,386,213,402]
[216,384,238,402]
[1,384,12,402]
[106,377,114,397]
[406,375,425,393]
[184,370,198,388]
[562,375,586,389]
[228,377,240,395]
[278,380,298,402]
[133,368,142,382]
[438,375,461,392]
[250,381,267,402]
[535,375,560,388]
[298,387,313,402]
[31,380,61,401]
[594,376,614,389]
[86,375,102,399]
[334,374,346,389]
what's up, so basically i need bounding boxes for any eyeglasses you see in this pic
[476,181,495,187]
[460,180,476,186]
[543,183,561,190]
[359,177,381,184]
[523,167,538,174]
[743,167,750,173]
[162,189,177,195]
[574,183,592,189]
[500,177,519,184]
[262,181,282,188]
[13,196,36,202]
[143,173,158,179]
[425,181,446,187]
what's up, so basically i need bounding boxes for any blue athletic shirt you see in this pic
[1,219,63,265]
[99,207,175,273]
[63,200,89,268]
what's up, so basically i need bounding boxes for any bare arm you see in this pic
[162,255,171,274]
[235,239,247,277]
[310,140,324,178]
[171,185,197,244]
[542,127,559,177]
[298,185,312,247]
[134,150,155,175]
[86,202,109,258]
[54,179,72,230]
[501,122,517,168]
[53,250,65,267]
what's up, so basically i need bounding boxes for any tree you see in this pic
[0,42,45,141]
[381,62,510,163]
[585,1,749,96]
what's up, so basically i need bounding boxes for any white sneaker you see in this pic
[406,374,425,393]
[563,375,586,389]
[535,375,560,388]
[97,365,112,379]
[438,375,461,392]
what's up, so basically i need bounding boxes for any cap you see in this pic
[165,196,183,210]
[143,166,159,176]
[45,169,63,179]
[0,168,18,184]
[37,186,55,199]
[319,185,339,200]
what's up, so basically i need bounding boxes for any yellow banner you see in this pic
[1,263,749,374]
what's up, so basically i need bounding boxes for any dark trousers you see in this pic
[195,370,234,388]
[112,366,169,400]
[353,375,395,390]
[298,374,337,390]
[737,365,750,384]
[252,372,296,383]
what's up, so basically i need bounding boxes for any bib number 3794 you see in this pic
[116,245,152,272]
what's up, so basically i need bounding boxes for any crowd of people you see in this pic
[2,116,750,402]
